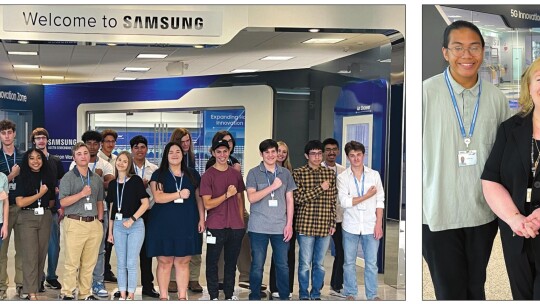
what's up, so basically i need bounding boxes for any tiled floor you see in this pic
[2,225,405,301]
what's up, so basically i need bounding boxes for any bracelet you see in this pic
[131,216,137,221]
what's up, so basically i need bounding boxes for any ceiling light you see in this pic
[18,41,29,44]
[107,43,117,46]
[136,54,168,59]
[13,64,39,69]
[447,15,462,18]
[8,51,38,56]
[309,29,320,33]
[260,56,294,61]
[123,67,150,72]
[230,69,258,73]
[114,77,137,81]
[338,70,351,74]
[471,20,480,23]
[378,59,391,63]
[303,38,345,44]
[193,45,204,49]
[41,75,64,80]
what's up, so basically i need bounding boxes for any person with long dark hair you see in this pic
[14,148,55,300]
[147,142,205,300]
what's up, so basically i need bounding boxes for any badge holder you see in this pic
[34,207,44,215]
[174,198,184,203]
[84,197,93,211]
[206,231,216,244]
[8,183,16,191]
[115,213,123,220]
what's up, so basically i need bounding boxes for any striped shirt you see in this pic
[293,164,337,237]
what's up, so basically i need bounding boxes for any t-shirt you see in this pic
[0,172,8,223]
[47,153,65,210]
[107,175,149,220]
[0,148,23,205]
[59,166,104,217]
[70,156,113,211]
[246,162,297,234]
[14,171,55,209]
[200,166,245,229]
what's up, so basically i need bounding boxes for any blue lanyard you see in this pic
[169,168,184,192]
[116,176,127,212]
[79,170,91,201]
[444,68,481,149]
[90,161,97,173]
[353,169,365,197]
[2,151,14,174]
[265,165,278,198]
[136,165,145,178]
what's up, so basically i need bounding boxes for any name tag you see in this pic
[34,207,44,215]
[84,203,93,211]
[174,198,184,204]
[206,235,216,244]
[527,188,532,203]
[458,150,477,167]
[8,183,16,191]
[268,199,278,207]
[115,213,123,220]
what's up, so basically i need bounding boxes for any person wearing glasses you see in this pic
[292,140,336,300]
[422,20,512,299]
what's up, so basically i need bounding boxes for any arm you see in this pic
[1,197,8,239]
[7,164,20,183]
[123,197,149,229]
[97,200,104,221]
[15,184,48,207]
[374,208,384,240]
[60,185,91,207]
[150,181,185,204]
[246,178,282,204]
[238,191,245,225]
[107,218,114,244]
[283,191,294,241]
[292,170,324,206]
[102,173,114,190]
[202,185,237,210]
[196,188,205,233]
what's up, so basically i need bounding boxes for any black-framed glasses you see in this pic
[446,46,483,57]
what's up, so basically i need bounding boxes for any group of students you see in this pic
[0,118,385,301]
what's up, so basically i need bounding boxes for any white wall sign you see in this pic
[3,5,222,36]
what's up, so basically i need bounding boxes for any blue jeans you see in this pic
[45,212,60,280]
[248,232,289,300]
[342,230,379,299]
[93,210,108,283]
[296,234,331,300]
[113,219,145,293]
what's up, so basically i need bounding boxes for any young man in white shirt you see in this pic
[337,141,384,301]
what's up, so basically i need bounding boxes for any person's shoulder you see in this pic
[423,72,444,89]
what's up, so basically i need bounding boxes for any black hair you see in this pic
[156,142,197,190]
[344,140,366,155]
[129,135,148,148]
[211,130,236,154]
[259,139,278,153]
[81,130,102,143]
[322,138,339,149]
[304,140,324,155]
[443,20,485,48]
[19,148,55,195]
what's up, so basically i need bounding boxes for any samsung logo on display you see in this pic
[4,6,222,36]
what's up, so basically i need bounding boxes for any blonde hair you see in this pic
[519,57,540,116]
[277,141,293,172]
[115,151,136,178]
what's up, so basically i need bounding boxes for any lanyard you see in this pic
[116,176,127,212]
[36,180,42,207]
[353,169,365,197]
[135,164,145,178]
[79,171,91,201]
[444,68,481,149]
[2,150,14,174]
[90,161,97,173]
[169,168,184,192]
[265,165,278,199]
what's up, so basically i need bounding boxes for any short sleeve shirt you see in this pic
[107,175,149,220]
[0,172,7,223]
[59,166,104,217]
[0,148,23,205]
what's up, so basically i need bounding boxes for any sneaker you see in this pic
[92,282,109,298]
[45,279,62,290]
[39,281,45,292]
[271,292,292,300]
[17,286,28,299]
[118,298,125,301]
[346,295,356,301]
[329,288,346,298]
[226,296,239,300]
[238,281,250,289]
[62,295,74,300]
[211,298,219,301]
[188,281,203,293]
[113,291,121,298]
[104,272,117,283]
[168,281,178,293]
[85,295,99,300]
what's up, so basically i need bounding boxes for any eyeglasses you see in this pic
[103,140,116,144]
[34,136,47,141]
[308,151,323,157]
[446,45,483,57]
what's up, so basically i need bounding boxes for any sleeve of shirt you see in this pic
[199,172,212,197]
[337,172,353,208]
[292,169,323,206]
[329,172,337,228]
[96,177,104,201]
[236,170,246,192]
[285,170,297,193]
[102,161,114,177]
[13,176,24,198]
[134,175,150,199]
[374,171,385,209]
[0,173,7,193]
[481,122,507,183]
[106,181,114,204]
[58,174,71,200]
[245,169,256,190]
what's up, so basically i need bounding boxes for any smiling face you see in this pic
[115,153,130,174]
[28,150,43,172]
[442,27,484,88]
[73,145,90,167]
[167,144,183,167]
[323,144,339,165]
[212,146,230,165]
[101,135,116,155]
[131,143,147,163]
[261,147,277,167]
[277,144,288,164]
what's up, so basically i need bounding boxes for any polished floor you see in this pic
[1,225,405,301]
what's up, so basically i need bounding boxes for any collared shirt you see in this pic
[98,150,117,175]
[423,71,513,231]
[337,166,384,235]
[0,147,23,205]
[70,156,114,211]
[0,172,7,223]
[293,164,337,237]
[246,162,297,234]
[59,166,104,217]
[322,161,346,223]
[134,159,159,208]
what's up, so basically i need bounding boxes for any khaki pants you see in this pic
[61,218,103,299]
[0,204,23,290]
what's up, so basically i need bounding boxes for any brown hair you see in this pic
[169,128,195,162]
[115,151,136,178]
[31,127,49,142]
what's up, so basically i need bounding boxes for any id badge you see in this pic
[34,207,44,215]
[458,150,477,167]
[268,199,278,207]
[84,203,93,211]
[206,234,216,244]
[174,198,184,203]
[115,213,123,220]
[527,188,532,203]
[8,183,16,191]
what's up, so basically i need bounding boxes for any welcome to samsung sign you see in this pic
[3,6,222,36]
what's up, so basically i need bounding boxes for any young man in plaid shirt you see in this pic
[292,140,337,300]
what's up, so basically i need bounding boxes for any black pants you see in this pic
[269,228,296,294]
[422,220,498,300]
[330,223,344,291]
[206,228,245,300]
[139,210,154,290]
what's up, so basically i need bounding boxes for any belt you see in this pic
[21,207,50,210]
[66,214,97,222]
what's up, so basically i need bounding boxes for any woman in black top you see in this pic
[106,151,149,300]
[14,148,55,300]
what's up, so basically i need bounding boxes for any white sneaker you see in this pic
[329,288,347,298]
[118,298,125,301]
[271,292,279,299]
[227,296,239,300]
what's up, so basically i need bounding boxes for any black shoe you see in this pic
[142,288,160,298]
[238,281,250,289]
[84,295,99,300]
[113,291,120,298]
[45,279,62,290]
[104,272,117,283]
[39,281,45,292]
[62,296,74,300]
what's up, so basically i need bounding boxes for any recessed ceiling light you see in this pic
[123,67,150,72]
[193,45,204,49]
[41,75,64,80]
[136,54,168,59]
[107,43,117,46]
[309,29,320,33]
[114,77,137,81]
[260,56,294,61]
[18,41,29,44]
[13,64,39,69]
[303,38,345,44]
[338,70,351,74]
[448,15,462,18]
[230,69,258,73]
[8,51,38,56]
